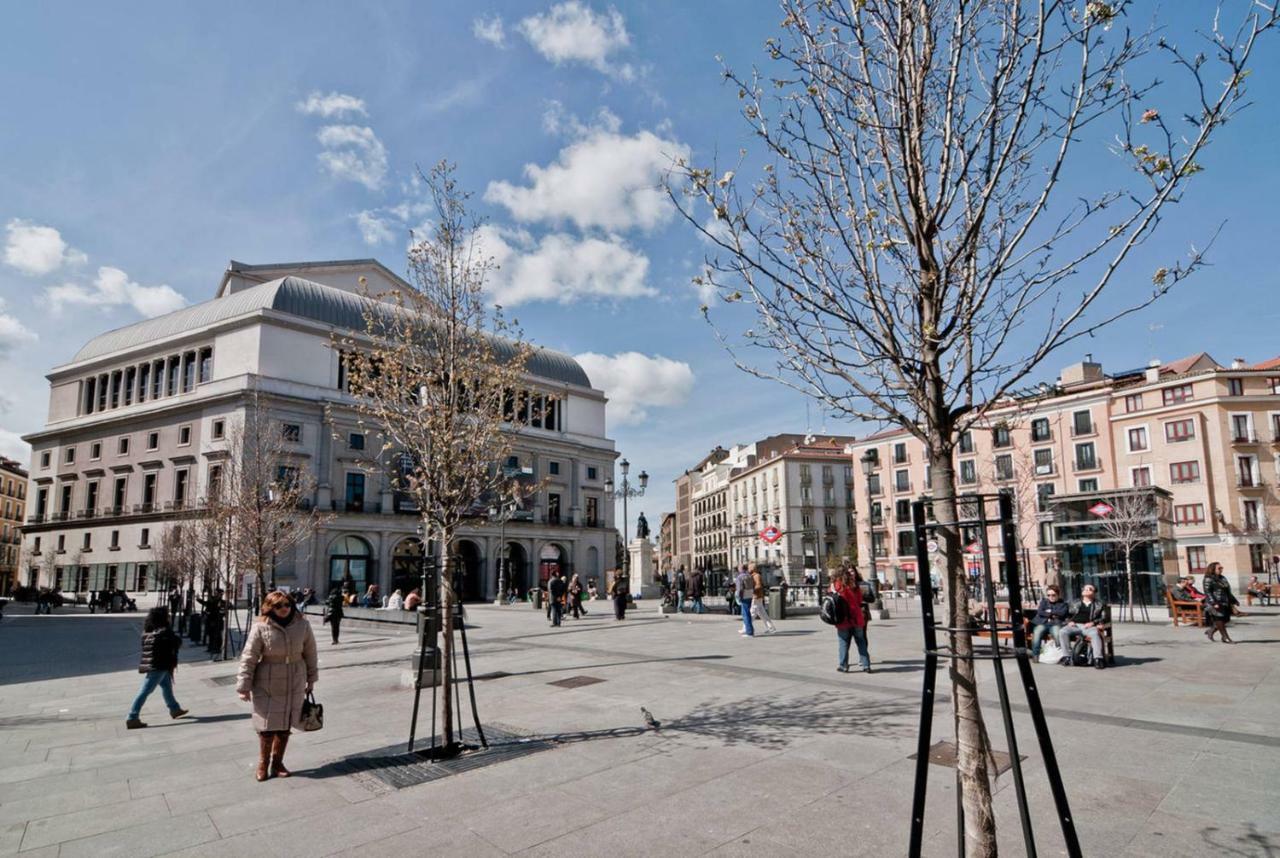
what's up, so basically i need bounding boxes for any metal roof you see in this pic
[69,276,593,388]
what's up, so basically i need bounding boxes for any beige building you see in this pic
[0,456,27,594]
[848,353,1280,595]
[21,259,618,601]
[657,511,676,574]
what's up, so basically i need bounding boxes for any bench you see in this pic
[1165,591,1204,627]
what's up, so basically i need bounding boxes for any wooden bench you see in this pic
[1166,591,1204,627]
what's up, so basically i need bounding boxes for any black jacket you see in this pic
[139,628,182,673]
[548,576,568,601]
[326,590,345,619]
[1032,597,1070,626]
[1066,598,1107,626]
[1203,574,1237,615]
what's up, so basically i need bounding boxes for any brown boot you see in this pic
[270,732,291,778]
[255,733,273,781]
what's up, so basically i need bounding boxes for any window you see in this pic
[1174,504,1206,525]
[274,465,296,491]
[1230,414,1253,443]
[548,493,561,524]
[90,442,101,460]
[1072,410,1093,436]
[992,425,1011,449]
[40,451,50,468]
[897,530,916,556]
[1033,448,1054,476]
[1170,461,1200,484]
[1036,483,1056,512]
[549,461,560,476]
[895,499,911,520]
[587,466,598,481]
[894,469,910,492]
[586,496,599,527]
[1132,466,1152,487]
[1162,384,1193,406]
[82,532,92,551]
[1165,419,1196,442]
[123,367,135,405]
[182,352,196,392]
[1244,500,1260,530]
[995,454,1013,481]
[1074,442,1097,471]
[958,431,974,454]
[1078,478,1099,492]
[198,347,213,383]
[869,501,883,526]
[174,470,189,507]
[1186,546,1207,573]
[137,365,148,403]
[33,536,41,553]
[85,481,99,514]
[113,477,126,510]
[344,472,365,512]
[136,564,148,592]
[959,460,977,485]
[64,447,76,465]
[1031,418,1051,442]
[282,423,301,443]
[60,484,72,514]
[1237,456,1258,488]
[1038,522,1055,547]
[177,426,191,446]
[212,420,225,440]
[118,436,130,456]
[1124,393,1143,413]
[140,527,150,548]
[1228,378,1244,396]
[348,432,364,451]
[143,473,157,509]
[110,530,119,550]
[57,534,65,553]
[1251,544,1267,575]
[1271,377,1280,395]
[868,474,882,495]
[893,442,907,464]
[147,431,159,451]
[1127,426,1149,452]
[1274,414,1280,441]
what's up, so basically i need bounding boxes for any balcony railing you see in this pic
[1236,474,1265,490]
[1073,457,1102,473]
[1071,423,1095,438]
[1231,433,1260,445]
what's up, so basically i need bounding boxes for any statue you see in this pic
[636,512,650,540]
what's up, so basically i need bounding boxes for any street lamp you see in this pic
[604,458,648,576]
[860,451,878,586]
[488,500,518,604]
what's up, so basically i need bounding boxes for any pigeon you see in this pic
[640,706,661,731]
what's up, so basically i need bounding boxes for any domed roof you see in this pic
[70,276,593,388]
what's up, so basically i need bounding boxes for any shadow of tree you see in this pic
[1201,823,1280,857]
[658,692,917,749]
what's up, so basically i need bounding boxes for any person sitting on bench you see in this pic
[1171,576,1204,603]
[1245,576,1265,606]
[1029,585,1069,659]
[1058,584,1108,669]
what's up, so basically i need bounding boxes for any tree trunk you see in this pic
[929,436,997,856]
[439,530,456,749]
[1126,551,1135,623]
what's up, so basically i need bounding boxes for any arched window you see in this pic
[328,535,372,595]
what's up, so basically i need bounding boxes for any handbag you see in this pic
[299,692,324,732]
[1038,640,1063,664]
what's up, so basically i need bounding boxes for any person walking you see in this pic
[548,571,568,627]
[611,571,629,621]
[689,567,706,614]
[673,567,687,614]
[735,565,755,637]
[749,563,777,633]
[166,586,182,624]
[236,590,318,782]
[568,573,584,619]
[851,569,876,642]
[324,586,345,644]
[1203,562,1238,643]
[197,589,226,657]
[126,607,189,728]
[829,568,870,672]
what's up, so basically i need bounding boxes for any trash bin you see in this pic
[187,612,203,643]
[769,588,785,621]
[533,589,543,610]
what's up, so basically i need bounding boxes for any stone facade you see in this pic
[0,456,27,594]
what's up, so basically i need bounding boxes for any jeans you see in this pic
[1030,623,1061,657]
[751,597,776,631]
[550,602,563,626]
[692,597,705,614]
[1058,625,1104,662]
[837,626,870,669]
[676,592,685,613]
[740,596,755,636]
[128,670,181,719]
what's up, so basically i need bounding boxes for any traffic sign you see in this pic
[926,540,939,554]
[1089,501,1114,517]
[964,541,982,554]
[760,525,782,544]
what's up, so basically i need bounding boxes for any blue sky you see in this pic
[2,1,1279,533]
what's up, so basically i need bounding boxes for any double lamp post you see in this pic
[605,458,648,576]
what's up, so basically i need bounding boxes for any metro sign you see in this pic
[1089,501,1114,518]
[760,525,782,544]
[964,541,982,554]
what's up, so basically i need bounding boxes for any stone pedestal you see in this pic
[628,539,660,598]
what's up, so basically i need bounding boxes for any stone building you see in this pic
[0,456,27,594]
[20,259,617,600]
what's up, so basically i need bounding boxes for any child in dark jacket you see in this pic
[126,607,188,729]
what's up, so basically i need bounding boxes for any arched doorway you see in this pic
[329,535,372,595]
[504,542,529,597]
[538,543,568,588]
[453,540,484,602]
[391,537,425,598]
[586,546,600,590]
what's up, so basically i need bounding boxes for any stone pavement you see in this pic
[1,598,1278,856]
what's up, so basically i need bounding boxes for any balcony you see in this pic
[49,511,69,522]
[822,472,835,485]
[1231,433,1260,445]
[1073,457,1103,474]
[27,514,44,525]
[1236,474,1266,490]
[893,480,912,494]
[134,502,157,514]
[1071,422,1096,438]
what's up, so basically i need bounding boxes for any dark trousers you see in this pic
[551,602,564,626]
[205,621,223,653]
[330,617,342,643]
[614,594,627,620]
[570,596,582,619]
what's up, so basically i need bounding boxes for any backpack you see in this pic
[819,590,849,626]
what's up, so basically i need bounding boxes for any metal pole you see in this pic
[865,479,875,584]
[622,475,630,575]
[907,500,938,858]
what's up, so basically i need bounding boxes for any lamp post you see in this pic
[860,451,878,585]
[266,487,279,593]
[604,458,648,575]
[488,500,517,605]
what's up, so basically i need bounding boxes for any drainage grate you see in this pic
[909,740,1022,776]
[335,727,555,789]
[548,675,605,689]
[208,675,239,686]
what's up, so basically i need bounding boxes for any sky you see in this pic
[2,1,1279,537]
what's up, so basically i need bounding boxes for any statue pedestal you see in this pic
[628,539,660,599]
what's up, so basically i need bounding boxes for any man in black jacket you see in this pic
[1029,585,1070,659]
[548,571,568,627]
[1059,584,1108,669]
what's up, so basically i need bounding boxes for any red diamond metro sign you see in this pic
[1089,501,1114,517]
[760,525,782,544]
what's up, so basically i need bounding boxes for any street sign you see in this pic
[964,541,982,554]
[760,525,782,544]
[926,540,939,554]
[1089,501,1114,517]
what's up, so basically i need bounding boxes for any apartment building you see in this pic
[21,259,617,601]
[674,446,729,575]
[848,353,1280,596]
[0,456,27,594]
[657,511,676,574]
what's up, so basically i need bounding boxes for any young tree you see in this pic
[41,546,58,589]
[1094,488,1158,621]
[341,161,539,751]
[674,2,1277,851]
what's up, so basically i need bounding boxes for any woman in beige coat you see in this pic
[236,590,318,781]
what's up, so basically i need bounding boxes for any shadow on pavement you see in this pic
[1200,823,1280,857]
[183,713,252,724]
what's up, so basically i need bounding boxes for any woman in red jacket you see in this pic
[830,568,871,673]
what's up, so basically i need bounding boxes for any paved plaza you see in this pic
[0,598,1278,856]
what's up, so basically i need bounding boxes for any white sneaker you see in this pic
[738,629,748,635]
[766,626,777,634]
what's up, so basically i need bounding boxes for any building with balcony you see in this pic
[847,353,1280,596]
[20,259,617,601]
[0,455,27,594]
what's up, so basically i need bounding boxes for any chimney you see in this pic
[1145,359,1161,383]
[1060,358,1104,386]
[1231,357,1246,369]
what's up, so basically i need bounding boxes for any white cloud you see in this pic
[296,91,367,118]
[0,298,38,357]
[316,125,388,190]
[0,427,29,466]
[473,14,507,47]
[3,219,86,276]
[484,122,688,232]
[354,211,395,245]
[46,266,187,318]
[475,225,654,306]
[517,2,634,80]
[574,351,696,425]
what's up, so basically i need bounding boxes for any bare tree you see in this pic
[1094,488,1157,621]
[41,546,58,589]
[673,2,1277,851]
[1250,501,1280,585]
[340,161,539,751]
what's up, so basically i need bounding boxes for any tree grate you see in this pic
[335,726,556,789]
[909,740,1022,776]
[547,675,605,689]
